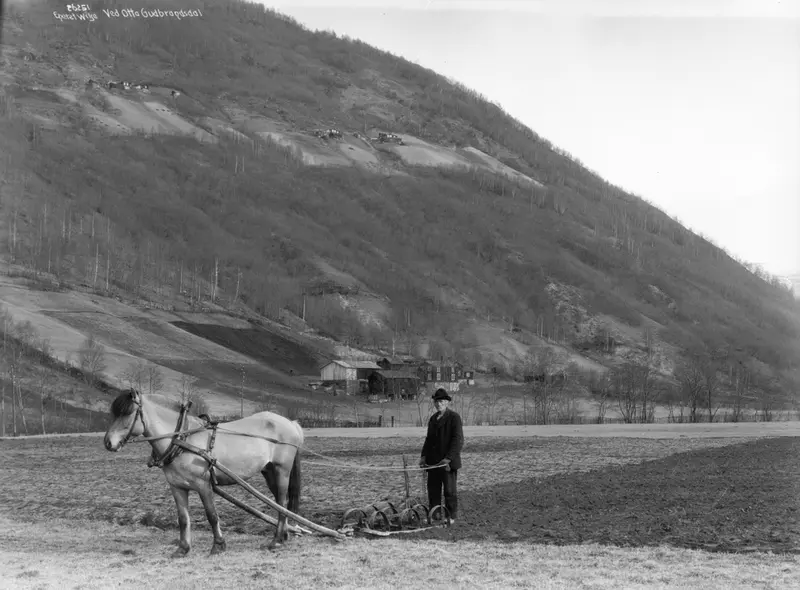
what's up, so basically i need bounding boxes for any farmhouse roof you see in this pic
[324,359,380,370]
[427,360,458,367]
[378,356,407,364]
[349,360,380,369]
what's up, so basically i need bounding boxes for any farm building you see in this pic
[376,357,408,371]
[412,360,474,392]
[319,359,380,395]
[418,360,464,383]
[368,370,420,400]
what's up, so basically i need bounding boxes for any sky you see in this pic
[262,0,800,277]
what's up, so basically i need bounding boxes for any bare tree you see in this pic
[702,356,722,423]
[178,373,199,406]
[613,360,657,424]
[675,355,705,423]
[452,391,478,426]
[613,363,638,423]
[146,364,164,395]
[7,341,24,435]
[37,366,55,435]
[521,348,567,425]
[121,360,146,391]
[729,360,750,422]
[555,380,581,424]
[414,383,431,426]
[754,372,779,422]
[78,333,107,386]
[588,371,611,423]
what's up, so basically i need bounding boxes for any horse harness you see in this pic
[145,400,194,469]
[119,398,205,470]
[136,402,234,489]
[200,413,221,486]
[123,398,300,482]
[143,404,223,478]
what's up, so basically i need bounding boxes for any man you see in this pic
[419,388,464,523]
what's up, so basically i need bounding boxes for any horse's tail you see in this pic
[287,449,301,514]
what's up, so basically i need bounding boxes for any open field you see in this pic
[2,516,797,590]
[1,426,798,588]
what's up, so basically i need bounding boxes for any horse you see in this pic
[103,389,303,557]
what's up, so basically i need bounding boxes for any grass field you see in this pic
[1,425,798,588]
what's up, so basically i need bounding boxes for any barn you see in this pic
[319,359,380,395]
[368,370,420,400]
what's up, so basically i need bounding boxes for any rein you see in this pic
[123,402,444,473]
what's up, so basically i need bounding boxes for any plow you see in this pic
[340,498,451,537]
[338,455,452,537]
[124,398,451,546]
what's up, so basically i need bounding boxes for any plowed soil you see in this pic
[170,322,321,376]
[414,437,800,554]
[2,434,796,554]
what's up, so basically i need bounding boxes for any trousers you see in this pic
[426,467,458,519]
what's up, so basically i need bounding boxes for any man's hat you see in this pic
[432,388,452,401]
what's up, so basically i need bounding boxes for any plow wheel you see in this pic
[403,496,426,510]
[340,508,368,530]
[411,502,429,524]
[399,507,422,529]
[366,508,393,531]
[371,501,399,516]
[428,504,451,526]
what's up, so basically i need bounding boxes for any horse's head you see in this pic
[104,389,145,452]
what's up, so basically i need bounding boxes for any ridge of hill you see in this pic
[0,0,798,425]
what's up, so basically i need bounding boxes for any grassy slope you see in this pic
[1,0,798,410]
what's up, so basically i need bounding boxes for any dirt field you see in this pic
[170,322,322,377]
[391,135,473,168]
[302,421,800,439]
[4,516,796,590]
[1,428,798,588]
[100,94,217,142]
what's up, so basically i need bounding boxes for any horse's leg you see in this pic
[199,484,226,555]
[170,487,192,558]
[261,463,288,549]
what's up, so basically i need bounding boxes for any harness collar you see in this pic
[147,400,193,469]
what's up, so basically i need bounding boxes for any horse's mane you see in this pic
[110,390,138,417]
[110,389,185,417]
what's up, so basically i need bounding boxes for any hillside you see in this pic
[0,0,798,428]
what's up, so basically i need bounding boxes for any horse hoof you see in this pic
[210,541,227,555]
[170,549,189,559]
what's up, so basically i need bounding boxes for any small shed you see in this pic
[319,359,380,395]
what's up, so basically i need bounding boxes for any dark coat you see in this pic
[420,409,464,471]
